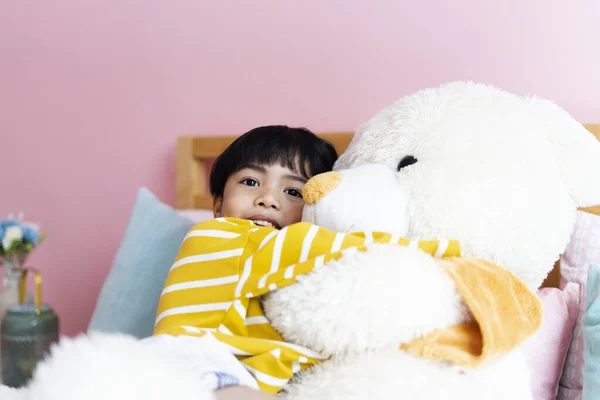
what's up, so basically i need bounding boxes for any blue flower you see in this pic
[21,225,40,245]
[0,219,19,228]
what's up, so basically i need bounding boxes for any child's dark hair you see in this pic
[210,125,338,198]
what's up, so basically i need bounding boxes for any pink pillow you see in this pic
[523,283,580,400]
[558,211,600,400]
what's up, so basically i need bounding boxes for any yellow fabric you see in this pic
[153,217,460,393]
[401,257,542,367]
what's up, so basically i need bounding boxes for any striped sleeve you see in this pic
[153,218,256,335]
[236,224,461,299]
[154,218,460,336]
[235,222,366,299]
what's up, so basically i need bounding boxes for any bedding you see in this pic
[583,264,600,400]
[558,211,600,400]
[88,187,213,338]
[523,283,580,400]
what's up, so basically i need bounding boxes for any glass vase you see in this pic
[1,267,22,320]
[0,260,34,319]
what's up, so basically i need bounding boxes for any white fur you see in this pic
[263,244,467,355]
[0,385,27,400]
[302,164,410,236]
[528,97,600,207]
[282,349,531,400]
[335,81,599,290]
[1,334,215,400]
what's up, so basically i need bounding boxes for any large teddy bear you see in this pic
[2,81,600,400]
[261,81,600,399]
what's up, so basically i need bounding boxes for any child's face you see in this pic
[214,164,308,229]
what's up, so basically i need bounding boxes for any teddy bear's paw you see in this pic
[263,243,469,355]
[26,333,215,400]
[281,349,532,400]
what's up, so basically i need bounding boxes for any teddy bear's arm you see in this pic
[263,243,467,356]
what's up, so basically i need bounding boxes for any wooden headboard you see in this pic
[176,124,600,288]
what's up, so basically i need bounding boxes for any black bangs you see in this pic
[209,126,338,198]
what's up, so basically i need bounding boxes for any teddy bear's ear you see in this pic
[531,97,600,208]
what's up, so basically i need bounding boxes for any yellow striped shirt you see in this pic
[153,217,460,393]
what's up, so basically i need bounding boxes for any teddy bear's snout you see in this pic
[302,171,342,205]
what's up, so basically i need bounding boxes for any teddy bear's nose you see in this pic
[302,171,342,205]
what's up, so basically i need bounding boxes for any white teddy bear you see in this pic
[1,81,599,400]
[262,81,600,399]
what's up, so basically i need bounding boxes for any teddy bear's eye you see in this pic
[397,155,418,171]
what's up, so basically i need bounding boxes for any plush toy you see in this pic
[262,81,600,399]
[0,333,215,400]
[1,81,599,400]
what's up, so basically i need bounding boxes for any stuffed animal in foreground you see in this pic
[2,81,600,400]
[262,81,600,399]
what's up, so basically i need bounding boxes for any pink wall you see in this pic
[1,1,599,336]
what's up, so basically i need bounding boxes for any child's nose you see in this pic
[255,191,280,210]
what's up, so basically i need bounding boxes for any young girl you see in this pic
[150,126,456,399]
[209,125,338,230]
[149,125,338,399]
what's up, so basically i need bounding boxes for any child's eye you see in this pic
[285,188,303,198]
[240,178,259,187]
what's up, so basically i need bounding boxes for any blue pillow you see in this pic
[583,264,600,400]
[88,187,195,339]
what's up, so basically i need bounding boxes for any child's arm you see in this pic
[151,218,352,394]
[153,217,359,337]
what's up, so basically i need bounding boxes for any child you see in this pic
[149,125,458,399]
[209,125,338,229]
[147,125,338,398]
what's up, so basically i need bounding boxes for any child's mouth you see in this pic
[253,220,275,228]
[248,215,281,229]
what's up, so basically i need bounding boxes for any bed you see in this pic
[176,124,600,289]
